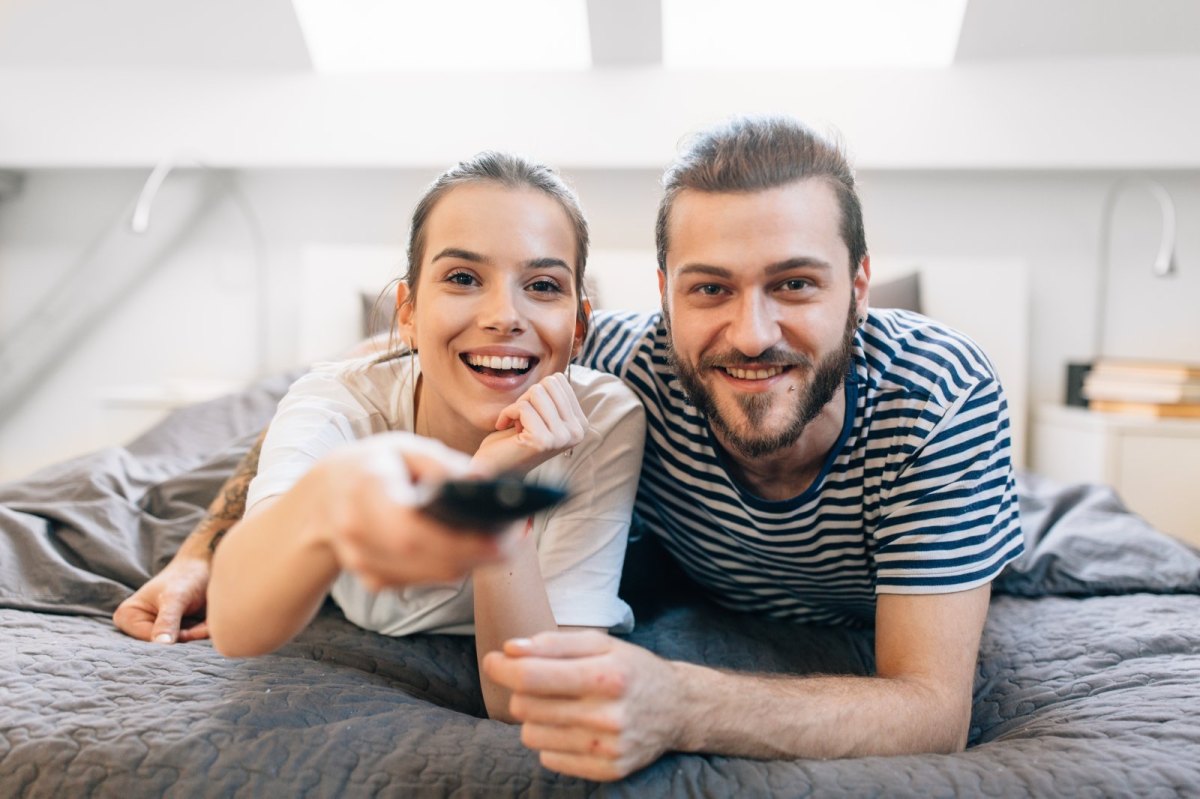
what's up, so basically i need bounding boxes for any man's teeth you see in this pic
[466,354,531,371]
[724,366,784,380]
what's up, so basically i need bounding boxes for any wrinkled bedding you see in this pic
[2,376,1199,797]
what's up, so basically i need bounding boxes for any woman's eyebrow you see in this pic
[432,247,489,264]
[523,258,571,271]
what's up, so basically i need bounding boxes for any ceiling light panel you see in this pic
[663,0,968,68]
[293,0,591,72]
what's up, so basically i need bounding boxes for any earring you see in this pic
[407,340,419,421]
[856,314,866,327]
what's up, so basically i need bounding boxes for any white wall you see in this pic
[2,167,1198,479]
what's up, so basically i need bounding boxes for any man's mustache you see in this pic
[697,349,813,370]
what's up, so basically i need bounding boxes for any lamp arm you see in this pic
[1093,177,1178,360]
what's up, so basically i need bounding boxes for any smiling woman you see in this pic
[397,182,584,448]
[205,152,645,722]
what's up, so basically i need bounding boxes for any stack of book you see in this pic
[1082,360,1200,418]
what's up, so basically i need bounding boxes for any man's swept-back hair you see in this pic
[655,115,867,275]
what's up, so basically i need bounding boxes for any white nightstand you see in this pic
[1032,403,1200,547]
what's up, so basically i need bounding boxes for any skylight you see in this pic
[292,0,591,72]
[662,0,968,68]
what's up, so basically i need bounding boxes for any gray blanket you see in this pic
[2,376,1199,797]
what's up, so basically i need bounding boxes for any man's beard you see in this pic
[665,298,858,459]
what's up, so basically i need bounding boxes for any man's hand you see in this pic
[471,374,587,477]
[482,630,683,782]
[113,556,212,644]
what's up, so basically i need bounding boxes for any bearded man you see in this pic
[484,116,1023,779]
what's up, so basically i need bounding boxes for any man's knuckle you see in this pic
[509,664,532,692]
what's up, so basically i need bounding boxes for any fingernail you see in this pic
[508,637,533,651]
[154,633,173,644]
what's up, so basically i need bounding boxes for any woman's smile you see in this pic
[460,347,541,390]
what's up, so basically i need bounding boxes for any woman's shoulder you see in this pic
[284,354,406,424]
[567,365,643,419]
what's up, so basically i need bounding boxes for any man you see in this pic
[115,115,1023,780]
[480,116,1022,779]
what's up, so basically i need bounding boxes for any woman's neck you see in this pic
[413,380,489,455]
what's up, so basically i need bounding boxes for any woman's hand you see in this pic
[209,432,520,657]
[470,373,588,477]
[114,555,212,644]
[316,432,518,591]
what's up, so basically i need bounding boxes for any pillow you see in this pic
[361,290,393,338]
[869,271,922,314]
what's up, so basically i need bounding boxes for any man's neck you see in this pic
[714,384,847,502]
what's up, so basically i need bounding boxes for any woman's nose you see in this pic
[479,284,525,334]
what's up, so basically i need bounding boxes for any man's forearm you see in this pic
[671,662,969,760]
[176,429,266,559]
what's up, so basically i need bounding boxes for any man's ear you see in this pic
[396,283,415,341]
[657,268,666,301]
[854,255,871,315]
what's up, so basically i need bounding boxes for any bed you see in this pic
[2,367,1200,798]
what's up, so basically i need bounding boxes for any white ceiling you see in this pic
[1,0,1196,70]
[0,0,311,70]
[1,0,1197,170]
[955,0,1200,60]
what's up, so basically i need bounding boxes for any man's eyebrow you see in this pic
[765,257,833,276]
[432,247,490,264]
[676,263,734,280]
[676,258,832,280]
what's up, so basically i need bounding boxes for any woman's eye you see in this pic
[528,279,564,294]
[446,271,478,286]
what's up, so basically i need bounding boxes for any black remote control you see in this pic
[420,476,568,532]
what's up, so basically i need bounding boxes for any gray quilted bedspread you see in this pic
[2,374,1200,797]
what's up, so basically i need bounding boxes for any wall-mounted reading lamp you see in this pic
[130,155,269,377]
[1066,177,1179,406]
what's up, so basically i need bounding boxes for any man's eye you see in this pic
[780,278,811,292]
[696,284,724,296]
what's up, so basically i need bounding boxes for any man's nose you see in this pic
[725,293,781,358]
[480,284,525,334]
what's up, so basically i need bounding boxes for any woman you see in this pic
[207,153,645,722]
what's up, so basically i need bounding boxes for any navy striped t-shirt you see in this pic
[580,307,1024,628]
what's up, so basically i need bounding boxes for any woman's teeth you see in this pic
[465,354,532,372]
[724,366,784,380]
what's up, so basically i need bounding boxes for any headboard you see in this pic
[297,246,1031,466]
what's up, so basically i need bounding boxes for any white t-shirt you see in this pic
[245,355,645,635]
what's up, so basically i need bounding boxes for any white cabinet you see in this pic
[1032,404,1200,547]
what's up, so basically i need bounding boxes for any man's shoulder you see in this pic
[858,309,1000,405]
[582,310,665,376]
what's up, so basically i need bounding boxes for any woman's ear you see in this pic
[396,283,415,343]
[574,297,592,352]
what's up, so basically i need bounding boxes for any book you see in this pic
[1083,377,1200,404]
[1088,359,1200,385]
[1089,400,1200,419]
